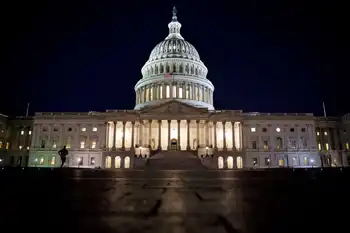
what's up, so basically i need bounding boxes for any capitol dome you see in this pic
[134,7,215,110]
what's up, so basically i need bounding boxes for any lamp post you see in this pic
[0,158,3,168]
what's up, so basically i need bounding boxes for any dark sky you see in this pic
[1,0,347,116]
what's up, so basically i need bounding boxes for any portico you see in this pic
[105,101,243,153]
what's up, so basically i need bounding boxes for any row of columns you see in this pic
[136,82,213,105]
[107,120,240,151]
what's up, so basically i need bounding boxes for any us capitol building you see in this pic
[1,8,349,169]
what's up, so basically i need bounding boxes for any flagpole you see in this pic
[322,101,327,118]
[26,102,30,116]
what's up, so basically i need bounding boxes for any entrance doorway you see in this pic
[171,138,178,150]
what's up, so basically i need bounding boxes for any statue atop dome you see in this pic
[172,6,178,21]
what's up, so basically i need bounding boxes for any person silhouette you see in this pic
[58,146,68,168]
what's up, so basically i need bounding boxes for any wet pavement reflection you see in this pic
[0,168,349,233]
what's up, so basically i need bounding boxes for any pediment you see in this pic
[139,100,209,115]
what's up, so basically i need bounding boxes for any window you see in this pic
[29,130,32,135]
[290,139,297,148]
[263,141,268,150]
[324,131,327,136]
[252,141,257,149]
[80,141,85,149]
[91,141,96,149]
[90,157,95,166]
[92,127,97,132]
[179,87,183,98]
[276,127,281,132]
[39,157,44,165]
[115,156,121,168]
[78,157,83,166]
[41,140,46,148]
[218,157,224,169]
[346,142,349,150]
[292,157,298,166]
[236,157,243,169]
[264,158,270,166]
[50,157,55,165]
[325,143,329,151]
[43,127,47,132]
[276,137,283,149]
[52,141,57,149]
[304,157,309,166]
[252,158,258,166]
[21,130,24,135]
[301,128,306,132]
[250,127,256,132]
[262,128,267,132]
[53,128,58,131]
[26,146,29,150]
[66,137,72,149]
[318,142,322,151]
[278,159,284,167]
[0,141,2,149]
[317,132,320,136]
[124,156,130,168]
[290,128,294,132]
[5,142,9,150]
[19,145,22,150]
[105,156,111,168]
[227,156,233,169]
[81,127,86,132]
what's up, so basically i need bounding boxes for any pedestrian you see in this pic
[58,146,68,168]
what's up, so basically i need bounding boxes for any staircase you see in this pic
[146,151,206,170]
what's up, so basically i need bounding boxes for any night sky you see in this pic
[1,0,346,117]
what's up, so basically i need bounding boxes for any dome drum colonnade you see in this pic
[134,7,215,111]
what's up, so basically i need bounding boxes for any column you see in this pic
[105,122,109,149]
[223,122,227,150]
[122,121,126,149]
[112,121,116,149]
[232,121,236,151]
[187,120,190,150]
[139,121,143,146]
[148,120,152,148]
[131,121,135,149]
[60,124,65,148]
[214,122,217,149]
[177,120,181,150]
[167,120,171,150]
[196,120,200,148]
[158,120,162,149]
[205,121,209,146]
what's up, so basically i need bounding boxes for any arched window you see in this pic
[195,67,198,75]
[185,64,189,73]
[160,64,164,73]
[151,67,154,74]
[155,65,158,74]
[105,156,111,168]
[124,156,130,168]
[236,156,243,169]
[179,64,184,73]
[190,65,194,74]
[115,156,121,168]
[227,156,234,169]
[218,156,224,169]
[166,63,170,73]
[173,63,176,73]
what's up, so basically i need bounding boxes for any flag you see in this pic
[164,72,172,79]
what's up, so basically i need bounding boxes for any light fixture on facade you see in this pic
[276,127,281,132]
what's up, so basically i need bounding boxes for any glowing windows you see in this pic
[236,156,243,169]
[91,141,97,149]
[115,156,121,168]
[81,127,86,132]
[250,127,256,132]
[124,156,130,168]
[276,127,281,132]
[92,127,97,132]
[218,156,224,169]
[227,156,233,169]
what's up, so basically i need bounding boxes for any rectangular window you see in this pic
[92,127,97,132]
[66,137,72,149]
[263,141,268,150]
[78,157,83,166]
[264,158,270,166]
[91,141,96,149]
[318,142,322,151]
[90,157,95,166]
[292,157,298,166]
[252,158,258,166]
[52,141,57,149]
[0,141,2,149]
[325,143,329,151]
[5,142,9,150]
[39,157,44,165]
[29,130,32,135]
[304,157,308,165]
[21,130,24,135]
[252,141,257,149]
[346,142,349,150]
[179,87,183,98]
[50,156,56,165]
[80,141,85,149]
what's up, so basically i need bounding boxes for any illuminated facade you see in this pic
[1,8,348,169]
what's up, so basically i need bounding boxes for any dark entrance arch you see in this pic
[171,138,178,150]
